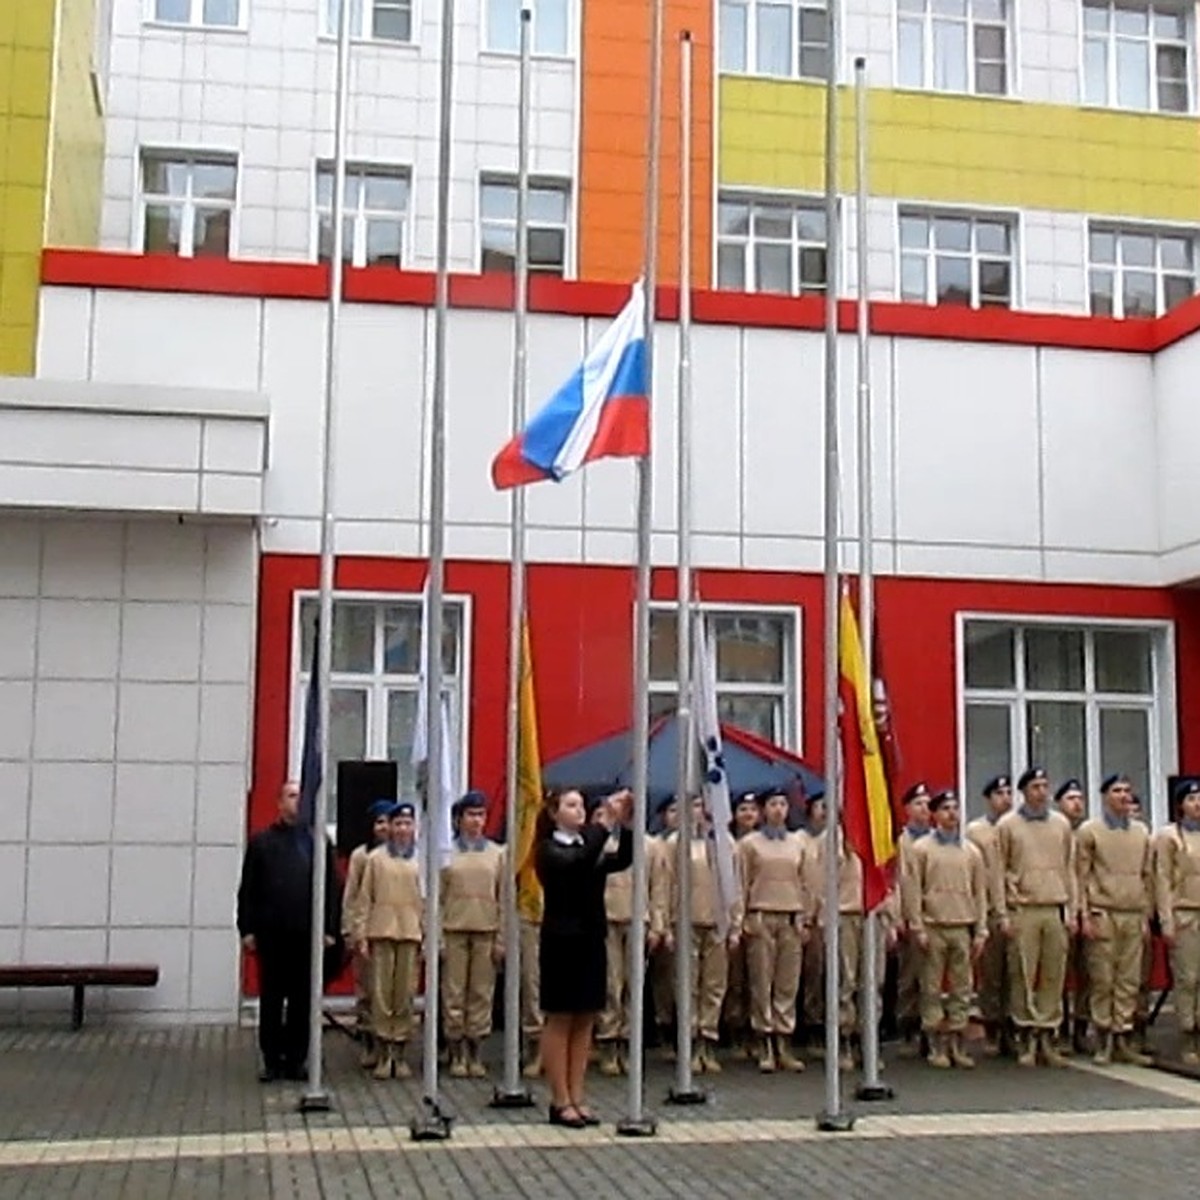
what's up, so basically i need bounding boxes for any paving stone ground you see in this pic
[0,1022,1197,1198]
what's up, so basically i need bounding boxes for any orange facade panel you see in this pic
[579,0,713,289]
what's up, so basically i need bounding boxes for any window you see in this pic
[960,619,1168,821]
[485,0,570,54]
[649,608,797,746]
[324,0,414,43]
[719,0,829,80]
[139,151,237,259]
[315,163,410,268]
[896,0,1009,95]
[479,177,571,275]
[294,596,468,820]
[150,0,240,27]
[1088,223,1197,317]
[899,209,1015,308]
[716,193,827,295]
[1082,0,1190,113]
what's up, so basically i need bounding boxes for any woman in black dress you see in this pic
[535,786,633,1128]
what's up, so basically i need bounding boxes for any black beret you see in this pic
[902,782,930,805]
[930,789,957,811]
[1017,767,1047,791]
[1054,778,1083,802]
[982,775,1011,797]
[1100,773,1131,793]
[1174,779,1200,805]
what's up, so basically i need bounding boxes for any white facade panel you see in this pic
[1154,332,1200,562]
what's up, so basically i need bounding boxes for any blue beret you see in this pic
[1017,767,1047,791]
[1054,778,1083,802]
[1174,780,1200,805]
[1100,773,1131,793]
[930,789,957,810]
[655,794,679,815]
[458,790,489,812]
[391,801,415,819]
[902,782,929,805]
[982,775,1010,796]
[756,787,787,806]
[734,791,759,808]
[368,799,395,819]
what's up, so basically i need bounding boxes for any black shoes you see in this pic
[548,1105,588,1129]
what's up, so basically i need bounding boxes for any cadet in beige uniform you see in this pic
[895,783,933,1053]
[343,800,394,1070]
[965,775,1012,1055]
[1076,774,1153,1065]
[597,797,642,1076]
[739,788,809,1073]
[1055,778,1089,1054]
[996,767,1076,1067]
[799,796,827,1046]
[649,797,679,1052]
[906,790,988,1069]
[722,792,760,1056]
[1156,780,1200,1065]
[353,802,423,1080]
[440,791,505,1079]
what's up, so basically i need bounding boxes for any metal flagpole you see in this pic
[816,0,853,1135]
[853,56,893,1106]
[668,29,704,1108]
[617,0,663,1140]
[410,0,455,1142]
[300,0,353,1115]
[492,5,535,1110]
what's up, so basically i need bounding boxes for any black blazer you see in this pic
[236,822,341,940]
[536,824,634,939]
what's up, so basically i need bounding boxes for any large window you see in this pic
[294,595,468,820]
[961,619,1169,821]
[896,0,1009,95]
[315,163,410,268]
[150,0,240,27]
[139,151,237,259]
[716,193,828,295]
[649,608,798,746]
[1088,223,1197,317]
[485,0,570,54]
[1082,0,1191,113]
[719,0,829,80]
[479,177,571,275]
[899,209,1015,308]
[324,0,414,43]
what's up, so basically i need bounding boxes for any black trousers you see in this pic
[257,930,312,1069]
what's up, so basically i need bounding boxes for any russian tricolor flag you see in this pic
[491,281,650,490]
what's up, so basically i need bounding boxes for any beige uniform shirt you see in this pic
[1076,816,1153,916]
[342,843,371,938]
[658,833,743,931]
[354,845,423,943]
[996,808,1077,920]
[804,829,864,926]
[1154,823,1200,937]
[738,828,809,917]
[439,840,505,937]
[904,834,988,932]
[965,815,1004,920]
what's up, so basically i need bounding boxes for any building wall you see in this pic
[0,516,258,1022]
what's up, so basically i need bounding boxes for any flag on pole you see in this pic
[871,613,904,831]
[692,618,738,939]
[412,581,455,883]
[490,281,650,489]
[299,617,321,829]
[514,619,545,923]
[838,589,895,912]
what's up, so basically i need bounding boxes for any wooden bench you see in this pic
[0,964,160,1029]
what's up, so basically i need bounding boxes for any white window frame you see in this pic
[289,591,474,829]
[718,0,830,82]
[136,147,240,259]
[482,0,574,58]
[321,0,418,45]
[647,602,803,753]
[894,0,1011,96]
[714,189,832,297]
[896,203,1020,309]
[1086,219,1199,318]
[312,161,413,269]
[1080,0,1193,114]
[955,612,1177,828]
[144,0,246,30]
[477,174,574,277]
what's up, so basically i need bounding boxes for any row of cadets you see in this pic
[723,792,763,1053]
[1054,777,1091,1054]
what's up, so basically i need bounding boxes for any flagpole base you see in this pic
[665,1086,708,1106]
[616,1114,659,1137]
[815,1110,856,1133]
[489,1085,536,1109]
[855,1081,894,1102]
[410,1097,454,1142]
[298,1089,333,1114]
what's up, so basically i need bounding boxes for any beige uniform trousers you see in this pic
[1007,905,1069,1030]
[441,931,497,1041]
[974,915,1009,1026]
[369,939,419,1043]
[723,938,751,1033]
[690,927,729,1041]
[918,926,973,1033]
[1171,912,1200,1033]
[835,914,864,1033]
[802,932,825,1027]
[520,919,542,1036]
[1085,910,1146,1034]
[746,910,803,1036]
[353,953,373,1033]
[597,922,632,1042]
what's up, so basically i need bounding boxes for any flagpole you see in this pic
[299,0,353,1115]
[617,0,663,1140]
[853,56,893,1106]
[817,0,853,1134]
[410,0,455,1142]
[668,29,704,1108]
[493,5,535,1110]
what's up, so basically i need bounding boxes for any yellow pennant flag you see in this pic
[515,619,544,923]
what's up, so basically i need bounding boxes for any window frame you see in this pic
[1079,0,1194,115]
[312,160,413,269]
[481,0,575,59]
[893,0,1012,96]
[718,0,831,82]
[476,173,574,278]
[289,590,474,830]
[714,188,834,297]
[1086,219,1199,318]
[646,601,804,753]
[320,0,420,46]
[955,611,1177,828]
[136,146,240,259]
[144,0,247,31]
[895,203,1022,309]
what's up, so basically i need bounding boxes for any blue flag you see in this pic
[299,617,322,829]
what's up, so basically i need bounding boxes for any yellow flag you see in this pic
[515,619,545,923]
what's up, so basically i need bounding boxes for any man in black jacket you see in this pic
[237,780,341,1082]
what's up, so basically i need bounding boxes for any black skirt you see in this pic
[539,927,607,1015]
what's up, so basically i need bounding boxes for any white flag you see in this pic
[692,620,738,939]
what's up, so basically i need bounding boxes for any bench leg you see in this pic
[72,985,84,1031]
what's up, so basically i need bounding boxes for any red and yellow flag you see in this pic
[514,619,544,924]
